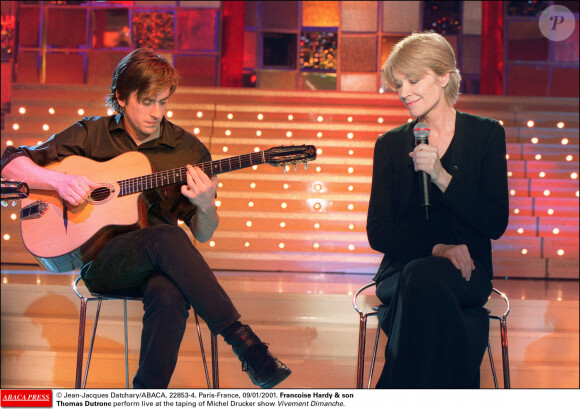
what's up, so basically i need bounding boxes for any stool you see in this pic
[353,282,511,388]
[73,276,219,388]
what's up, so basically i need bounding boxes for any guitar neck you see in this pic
[118,151,267,197]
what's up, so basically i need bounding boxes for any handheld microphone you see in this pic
[413,122,431,219]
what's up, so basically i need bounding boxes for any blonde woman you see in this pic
[367,32,509,388]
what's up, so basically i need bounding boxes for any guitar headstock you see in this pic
[264,145,317,169]
[1,179,29,207]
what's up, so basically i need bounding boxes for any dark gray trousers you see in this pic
[375,256,492,388]
[81,224,241,388]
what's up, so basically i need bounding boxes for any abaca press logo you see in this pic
[1,390,52,408]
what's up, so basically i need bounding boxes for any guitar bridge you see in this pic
[21,200,49,220]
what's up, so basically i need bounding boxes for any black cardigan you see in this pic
[367,111,509,281]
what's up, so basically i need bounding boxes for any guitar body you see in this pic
[20,152,152,272]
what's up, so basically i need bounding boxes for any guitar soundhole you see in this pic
[89,185,114,205]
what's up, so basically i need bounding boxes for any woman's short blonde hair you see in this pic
[382,32,461,106]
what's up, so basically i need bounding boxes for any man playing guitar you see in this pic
[1,48,291,389]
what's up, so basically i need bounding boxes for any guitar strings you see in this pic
[118,152,272,196]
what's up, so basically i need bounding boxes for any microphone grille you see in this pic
[413,122,430,139]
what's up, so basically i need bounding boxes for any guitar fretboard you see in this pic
[118,151,268,197]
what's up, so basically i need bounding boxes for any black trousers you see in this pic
[81,224,241,388]
[375,256,492,388]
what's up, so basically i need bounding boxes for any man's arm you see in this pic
[188,202,220,243]
[180,165,219,243]
[2,156,98,206]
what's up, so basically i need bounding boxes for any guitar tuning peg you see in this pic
[294,164,298,172]
[282,167,286,174]
[304,162,308,170]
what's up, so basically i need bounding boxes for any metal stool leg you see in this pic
[487,340,499,388]
[356,315,368,389]
[211,334,219,388]
[194,312,219,389]
[75,299,88,389]
[123,300,130,388]
[82,299,103,389]
[367,324,381,389]
[194,313,212,388]
[500,318,511,388]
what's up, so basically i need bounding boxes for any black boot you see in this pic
[225,324,291,388]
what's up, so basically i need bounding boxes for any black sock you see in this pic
[220,320,244,341]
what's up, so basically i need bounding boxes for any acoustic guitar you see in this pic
[18,145,316,273]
